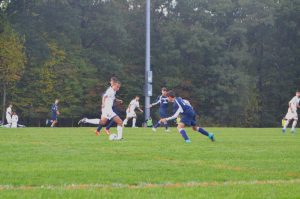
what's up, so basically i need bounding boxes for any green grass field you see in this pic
[0,127,299,199]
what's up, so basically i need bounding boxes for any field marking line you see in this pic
[1,179,300,190]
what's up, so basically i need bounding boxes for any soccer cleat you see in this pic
[95,130,100,136]
[185,139,191,143]
[209,133,215,142]
[152,127,157,132]
[165,129,170,132]
[104,128,111,135]
[78,117,87,125]
[282,128,286,133]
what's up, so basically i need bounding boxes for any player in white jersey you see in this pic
[11,112,18,128]
[123,96,143,128]
[282,90,300,133]
[96,80,124,140]
[6,104,13,128]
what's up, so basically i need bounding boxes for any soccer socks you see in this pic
[178,128,190,141]
[96,125,103,132]
[197,127,209,136]
[85,119,100,125]
[154,121,161,128]
[164,121,169,130]
[132,118,136,127]
[117,125,123,139]
[292,120,298,132]
[283,119,290,130]
[106,119,115,130]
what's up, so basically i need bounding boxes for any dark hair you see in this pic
[161,87,167,92]
[166,90,176,98]
[111,76,118,82]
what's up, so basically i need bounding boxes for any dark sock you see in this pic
[198,127,209,136]
[179,129,189,141]
[106,120,115,130]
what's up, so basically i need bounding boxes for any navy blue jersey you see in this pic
[51,104,58,114]
[173,97,194,114]
[152,95,168,111]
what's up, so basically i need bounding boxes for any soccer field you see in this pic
[0,128,299,199]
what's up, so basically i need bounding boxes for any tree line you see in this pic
[0,0,299,127]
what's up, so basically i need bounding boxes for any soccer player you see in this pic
[149,87,170,132]
[160,90,215,143]
[11,112,18,128]
[49,99,60,127]
[96,80,124,140]
[123,96,143,128]
[6,104,12,128]
[282,90,300,134]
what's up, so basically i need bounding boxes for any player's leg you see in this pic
[291,118,298,133]
[283,119,291,133]
[176,122,190,142]
[6,116,12,128]
[84,118,100,125]
[96,116,108,135]
[132,117,137,128]
[192,125,215,142]
[164,121,169,132]
[123,117,129,126]
[105,119,115,135]
[113,116,123,140]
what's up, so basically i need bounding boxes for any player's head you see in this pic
[55,99,59,104]
[12,112,16,115]
[166,90,176,102]
[161,87,167,95]
[296,90,300,97]
[110,76,118,86]
[112,80,121,91]
[135,96,140,101]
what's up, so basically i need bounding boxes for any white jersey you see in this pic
[103,87,116,109]
[289,96,300,112]
[6,107,12,117]
[127,99,140,113]
[11,115,18,128]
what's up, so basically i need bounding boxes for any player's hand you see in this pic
[160,118,167,123]
[56,111,60,115]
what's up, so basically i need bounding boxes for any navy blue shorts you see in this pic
[51,114,57,121]
[159,110,169,118]
[180,111,196,126]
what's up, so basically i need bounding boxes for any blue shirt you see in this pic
[167,97,194,121]
[51,104,58,115]
[152,95,168,111]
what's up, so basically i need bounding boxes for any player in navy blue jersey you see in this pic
[149,87,170,132]
[49,99,60,127]
[160,91,215,143]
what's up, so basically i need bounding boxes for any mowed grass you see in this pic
[0,127,299,199]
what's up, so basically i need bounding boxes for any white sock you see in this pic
[85,119,100,125]
[292,120,298,131]
[284,120,290,129]
[132,118,136,127]
[123,119,128,126]
[117,125,123,139]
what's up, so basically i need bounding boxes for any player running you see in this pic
[282,90,300,134]
[95,80,124,140]
[123,96,143,128]
[160,90,215,143]
[149,87,170,132]
[48,99,60,127]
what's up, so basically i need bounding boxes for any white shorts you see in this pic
[6,115,12,124]
[101,107,117,120]
[126,111,136,118]
[285,110,298,120]
[11,122,18,128]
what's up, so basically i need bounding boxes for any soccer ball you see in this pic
[109,133,118,141]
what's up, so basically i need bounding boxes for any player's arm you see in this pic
[137,107,143,113]
[160,106,183,123]
[149,97,160,108]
